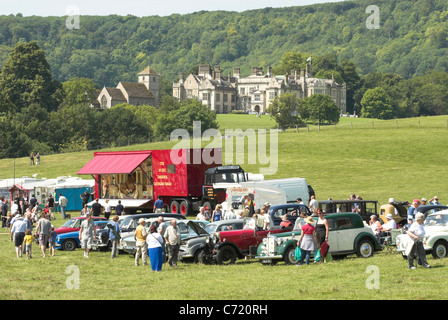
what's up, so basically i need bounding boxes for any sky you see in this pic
[1,0,345,17]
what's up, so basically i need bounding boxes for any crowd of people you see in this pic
[2,191,445,270]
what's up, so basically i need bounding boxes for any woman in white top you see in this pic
[146,225,164,271]
[104,200,111,220]
[407,213,431,269]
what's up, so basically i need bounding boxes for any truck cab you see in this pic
[202,165,247,210]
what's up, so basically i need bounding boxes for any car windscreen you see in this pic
[204,223,218,234]
[424,214,448,226]
[62,218,77,228]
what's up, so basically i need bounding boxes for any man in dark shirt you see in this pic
[115,200,124,216]
[80,191,91,208]
[91,199,103,217]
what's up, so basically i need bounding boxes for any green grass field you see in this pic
[1,114,448,301]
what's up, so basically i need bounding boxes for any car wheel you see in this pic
[283,246,298,265]
[197,250,212,264]
[193,249,203,263]
[62,239,77,251]
[216,246,237,265]
[357,238,374,258]
[432,240,448,259]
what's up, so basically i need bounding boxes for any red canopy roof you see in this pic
[77,151,151,175]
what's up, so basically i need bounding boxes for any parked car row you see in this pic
[52,201,448,266]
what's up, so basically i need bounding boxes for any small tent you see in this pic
[54,178,95,211]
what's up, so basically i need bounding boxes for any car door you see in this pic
[333,217,356,252]
[326,218,339,252]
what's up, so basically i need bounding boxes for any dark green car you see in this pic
[255,213,381,265]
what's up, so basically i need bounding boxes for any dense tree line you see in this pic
[0,0,447,89]
[0,42,218,159]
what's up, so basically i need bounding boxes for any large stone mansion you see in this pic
[172,64,346,114]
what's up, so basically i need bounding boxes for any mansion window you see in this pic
[223,93,228,102]
[254,94,261,101]
[101,96,107,109]
[216,93,220,102]
[240,87,245,95]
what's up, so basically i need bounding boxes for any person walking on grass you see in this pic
[35,214,51,258]
[58,194,68,219]
[296,216,318,266]
[134,218,148,266]
[164,219,181,268]
[11,215,27,258]
[23,229,34,259]
[407,213,431,269]
[79,213,96,258]
[108,215,120,259]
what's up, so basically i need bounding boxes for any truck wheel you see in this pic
[216,246,237,265]
[432,240,448,259]
[170,200,179,214]
[283,246,298,265]
[180,200,191,216]
[357,238,374,258]
[62,239,77,251]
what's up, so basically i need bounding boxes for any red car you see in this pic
[55,216,107,235]
[196,222,290,265]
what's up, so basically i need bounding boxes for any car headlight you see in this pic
[206,237,210,244]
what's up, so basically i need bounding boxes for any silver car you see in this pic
[179,219,245,263]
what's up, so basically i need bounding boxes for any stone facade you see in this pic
[173,64,346,114]
[91,66,160,109]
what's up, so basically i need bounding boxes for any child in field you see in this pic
[48,226,57,256]
[23,229,34,259]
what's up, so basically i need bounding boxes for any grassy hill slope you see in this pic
[1,114,448,205]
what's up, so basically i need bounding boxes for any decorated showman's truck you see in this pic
[77,148,251,215]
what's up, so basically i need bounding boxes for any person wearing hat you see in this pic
[296,216,318,265]
[407,199,420,228]
[244,194,255,217]
[382,213,397,232]
[406,212,431,269]
[134,218,148,266]
[421,198,427,206]
[79,213,96,258]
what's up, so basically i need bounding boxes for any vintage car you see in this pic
[179,219,245,263]
[255,213,381,265]
[268,204,311,226]
[55,221,108,251]
[318,199,378,223]
[121,219,209,255]
[96,213,186,251]
[396,209,448,259]
[198,218,291,265]
[55,216,106,235]
[415,205,448,219]
[379,201,409,227]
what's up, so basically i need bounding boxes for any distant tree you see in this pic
[62,77,98,107]
[361,87,394,119]
[0,41,62,114]
[266,93,303,130]
[301,94,340,125]
[273,51,305,75]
